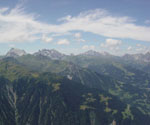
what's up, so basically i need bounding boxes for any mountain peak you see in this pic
[6,48,26,58]
[81,50,100,56]
[123,52,150,63]
[80,50,110,56]
[99,51,110,56]
[34,49,65,60]
[145,52,150,56]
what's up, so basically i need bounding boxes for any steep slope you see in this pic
[17,54,68,73]
[15,54,150,116]
[0,70,136,125]
[62,54,150,117]
[0,77,16,125]
[0,58,38,81]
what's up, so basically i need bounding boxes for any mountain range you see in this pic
[4,48,150,62]
[0,48,150,125]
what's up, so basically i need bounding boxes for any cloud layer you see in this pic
[74,33,85,42]
[57,39,70,45]
[82,45,95,50]
[100,39,122,50]
[0,6,150,43]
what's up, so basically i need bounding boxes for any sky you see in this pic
[0,0,150,55]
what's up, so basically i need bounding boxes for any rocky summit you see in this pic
[34,49,65,60]
[6,48,26,58]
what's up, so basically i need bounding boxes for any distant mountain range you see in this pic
[79,50,110,56]
[4,48,150,63]
[0,48,150,125]
[123,52,150,63]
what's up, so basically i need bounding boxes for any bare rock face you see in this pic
[80,50,110,56]
[34,49,65,60]
[6,48,26,58]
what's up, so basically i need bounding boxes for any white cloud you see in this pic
[77,39,85,42]
[106,39,122,46]
[127,46,132,51]
[136,47,146,53]
[82,45,88,49]
[82,45,95,50]
[74,33,81,38]
[135,45,148,53]
[126,44,149,54]
[0,6,150,43]
[57,39,70,45]
[0,7,9,13]
[60,9,150,42]
[136,44,142,47]
[0,5,58,43]
[100,38,122,50]
[42,35,53,43]
[74,32,85,42]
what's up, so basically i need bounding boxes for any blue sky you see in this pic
[0,0,150,55]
